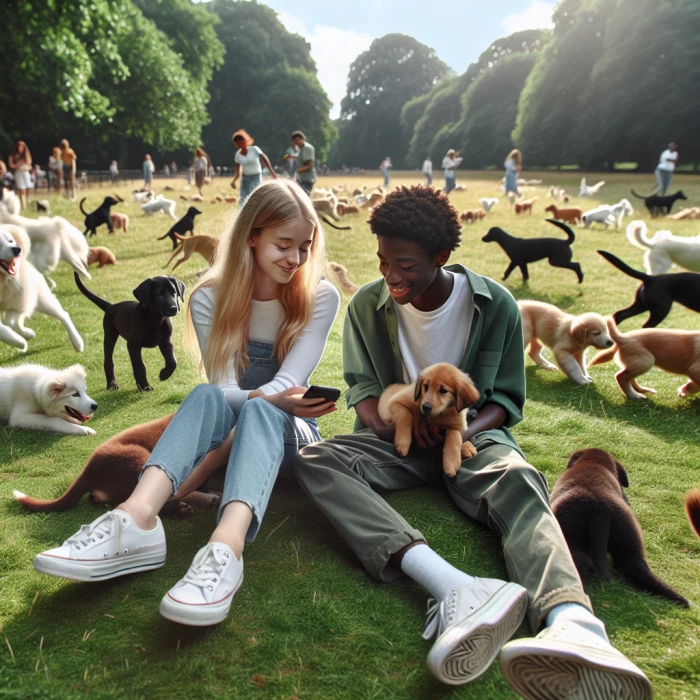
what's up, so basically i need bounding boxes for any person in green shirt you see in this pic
[292,130,316,195]
[295,186,651,698]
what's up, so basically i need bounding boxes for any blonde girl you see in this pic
[33,179,341,627]
[504,149,522,198]
[194,147,212,196]
[8,141,32,210]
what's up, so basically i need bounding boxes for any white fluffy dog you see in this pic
[0,363,97,435]
[0,225,84,352]
[480,197,499,213]
[133,189,154,204]
[582,198,634,229]
[141,195,177,220]
[626,220,700,274]
[579,177,606,197]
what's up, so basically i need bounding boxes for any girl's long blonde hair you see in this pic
[506,149,522,167]
[186,179,328,384]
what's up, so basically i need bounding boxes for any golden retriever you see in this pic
[589,318,700,398]
[518,301,613,384]
[87,246,116,268]
[329,262,358,295]
[164,233,218,271]
[110,212,129,233]
[514,197,538,215]
[378,363,480,477]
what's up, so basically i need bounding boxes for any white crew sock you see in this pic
[400,544,474,601]
[546,603,609,642]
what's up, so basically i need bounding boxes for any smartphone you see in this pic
[304,385,341,403]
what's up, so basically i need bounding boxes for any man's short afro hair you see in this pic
[368,185,461,257]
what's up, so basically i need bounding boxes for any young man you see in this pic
[292,130,316,195]
[295,186,651,698]
[655,142,679,195]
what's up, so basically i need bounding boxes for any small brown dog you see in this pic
[378,363,480,477]
[460,209,486,224]
[551,448,688,606]
[514,197,538,215]
[544,204,583,224]
[14,414,221,518]
[518,301,613,385]
[110,212,129,233]
[329,261,358,295]
[87,246,116,268]
[164,232,218,271]
[589,318,700,398]
[685,489,700,538]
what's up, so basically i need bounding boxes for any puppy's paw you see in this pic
[138,384,154,392]
[108,380,120,391]
[443,456,461,478]
[461,440,477,459]
[394,435,411,457]
[19,327,36,340]
[159,366,176,381]
[74,425,96,436]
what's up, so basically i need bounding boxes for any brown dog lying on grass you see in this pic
[14,414,222,518]
[589,318,700,399]
[551,448,689,607]
[378,363,480,477]
[87,246,116,268]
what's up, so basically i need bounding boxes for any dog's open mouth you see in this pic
[65,406,92,423]
[0,257,18,276]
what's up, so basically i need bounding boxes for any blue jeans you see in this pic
[424,172,432,187]
[239,173,262,205]
[445,175,456,194]
[142,341,320,541]
[383,168,390,187]
[505,169,519,195]
[655,167,673,195]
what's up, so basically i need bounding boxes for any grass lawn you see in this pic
[1,171,699,699]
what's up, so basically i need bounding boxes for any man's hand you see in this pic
[412,412,444,450]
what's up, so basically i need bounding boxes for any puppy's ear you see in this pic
[49,380,66,396]
[614,459,630,488]
[570,319,588,347]
[167,277,186,308]
[133,278,153,307]
[414,377,424,402]
[567,450,585,469]
[455,375,480,412]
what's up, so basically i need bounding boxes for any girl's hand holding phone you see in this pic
[263,386,337,418]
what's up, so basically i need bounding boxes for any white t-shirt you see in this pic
[394,271,473,383]
[194,156,208,173]
[657,149,677,172]
[422,159,432,174]
[235,146,263,176]
[442,156,463,178]
[190,280,340,414]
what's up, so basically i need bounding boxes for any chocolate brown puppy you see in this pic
[551,448,688,607]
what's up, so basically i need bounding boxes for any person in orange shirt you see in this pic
[60,139,77,201]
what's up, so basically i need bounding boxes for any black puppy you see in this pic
[631,188,688,217]
[157,207,202,249]
[552,448,688,607]
[74,272,185,391]
[482,219,583,283]
[598,250,700,327]
[80,196,120,237]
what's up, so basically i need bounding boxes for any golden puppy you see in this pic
[164,233,218,271]
[329,262,358,295]
[518,301,613,385]
[514,197,538,215]
[110,212,129,233]
[460,208,486,224]
[87,246,116,268]
[544,204,583,224]
[589,318,700,399]
[378,363,480,477]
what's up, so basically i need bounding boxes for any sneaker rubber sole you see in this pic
[426,582,529,686]
[500,640,653,700]
[33,549,166,582]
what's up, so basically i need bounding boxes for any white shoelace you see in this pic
[65,511,123,555]
[422,590,458,641]
[182,545,230,592]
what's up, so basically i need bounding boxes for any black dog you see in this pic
[482,219,583,283]
[598,250,700,327]
[552,448,688,607]
[631,188,688,217]
[157,207,202,249]
[80,196,120,237]
[74,272,185,391]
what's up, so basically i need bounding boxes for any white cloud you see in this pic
[501,1,555,35]
[278,12,375,120]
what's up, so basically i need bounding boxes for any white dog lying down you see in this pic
[0,225,84,352]
[518,300,614,385]
[582,198,634,229]
[626,220,700,274]
[579,177,606,197]
[141,195,177,220]
[0,363,97,435]
[480,197,499,213]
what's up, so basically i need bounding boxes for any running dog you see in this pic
[163,233,218,271]
[514,197,538,215]
[141,195,178,220]
[631,188,688,217]
[87,246,117,268]
[157,206,202,249]
[626,220,700,274]
[80,196,120,237]
[579,178,606,197]
[544,204,583,225]
[582,199,634,229]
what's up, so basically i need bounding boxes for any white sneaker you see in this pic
[500,620,653,699]
[423,577,528,685]
[33,510,166,582]
[159,542,243,626]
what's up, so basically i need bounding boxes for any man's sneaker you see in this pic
[500,619,653,700]
[33,510,166,582]
[423,577,528,685]
[159,542,243,626]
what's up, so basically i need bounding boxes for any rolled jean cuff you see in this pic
[217,497,257,539]
[139,463,180,496]
[366,529,425,583]
[530,586,593,632]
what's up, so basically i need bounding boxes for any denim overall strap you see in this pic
[239,340,278,390]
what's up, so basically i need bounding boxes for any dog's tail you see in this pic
[172,232,191,242]
[685,489,700,539]
[320,215,351,231]
[74,271,111,312]
[597,250,649,282]
[626,220,654,251]
[79,197,89,217]
[545,218,575,244]
[588,317,621,366]
[618,555,689,607]
[631,187,660,200]
[156,228,175,241]
[13,477,90,513]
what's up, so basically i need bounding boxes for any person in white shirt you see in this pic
[441,149,463,194]
[32,179,341,628]
[380,157,393,187]
[422,157,433,187]
[655,142,679,195]
[231,129,277,205]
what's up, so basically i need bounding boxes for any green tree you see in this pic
[329,34,449,169]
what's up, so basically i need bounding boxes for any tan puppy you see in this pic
[110,212,129,233]
[87,246,116,268]
[518,301,613,385]
[329,262,358,295]
[544,204,583,224]
[514,197,538,215]
[164,232,218,271]
[460,208,486,224]
[589,318,700,398]
[378,363,480,477]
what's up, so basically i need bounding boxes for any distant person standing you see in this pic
[143,154,155,189]
[194,147,211,197]
[109,160,119,185]
[441,149,462,194]
[284,142,300,178]
[49,147,62,193]
[171,161,178,174]
[60,139,77,201]
[8,141,33,210]
[292,130,316,195]
[380,157,392,187]
[163,163,170,178]
[230,130,276,205]
[422,156,433,186]
[504,148,522,199]
[655,142,679,195]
